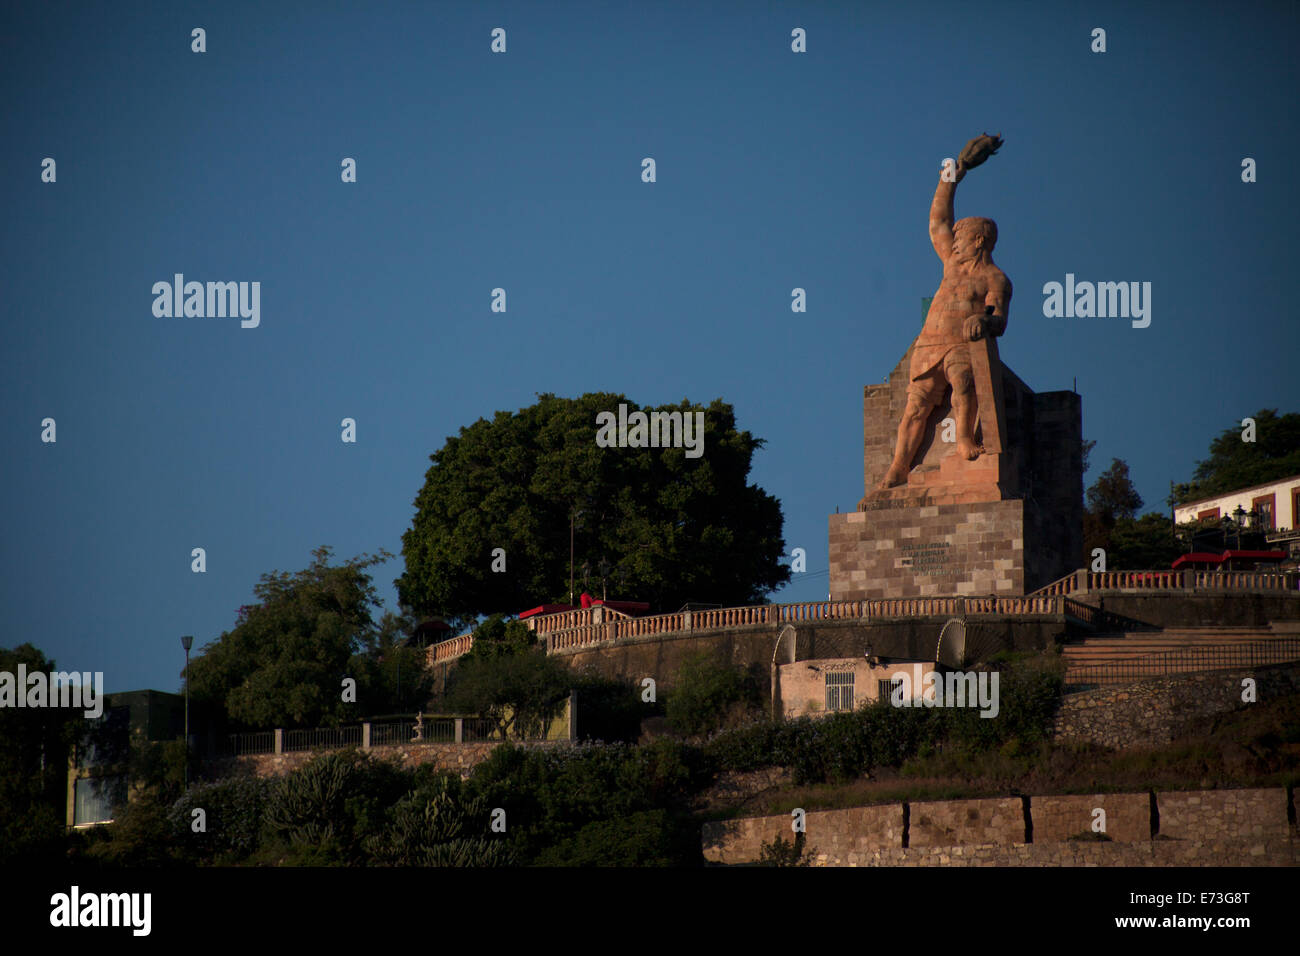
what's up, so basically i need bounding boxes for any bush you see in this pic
[81,791,181,867]
[364,774,513,866]
[263,750,408,864]
[704,654,1066,785]
[572,674,649,743]
[535,809,701,866]
[758,832,813,867]
[666,653,763,737]
[169,776,272,863]
[466,740,708,865]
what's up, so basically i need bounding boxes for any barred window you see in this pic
[878,679,902,703]
[825,671,855,711]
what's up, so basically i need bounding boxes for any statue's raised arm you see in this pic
[929,133,1003,262]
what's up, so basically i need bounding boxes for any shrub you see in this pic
[572,674,648,743]
[665,653,763,737]
[758,832,812,867]
[363,774,513,866]
[169,776,272,863]
[263,750,408,863]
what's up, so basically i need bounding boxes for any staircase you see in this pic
[1063,624,1300,687]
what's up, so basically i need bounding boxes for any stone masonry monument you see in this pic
[829,134,1082,600]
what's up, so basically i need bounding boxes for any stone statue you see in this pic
[879,133,1012,489]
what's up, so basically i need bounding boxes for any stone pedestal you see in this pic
[829,342,1082,599]
[831,499,1025,599]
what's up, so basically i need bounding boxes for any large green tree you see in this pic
[185,547,430,730]
[443,615,572,740]
[1080,457,1181,569]
[1170,408,1300,506]
[397,393,790,623]
[0,644,77,864]
[1083,458,1143,561]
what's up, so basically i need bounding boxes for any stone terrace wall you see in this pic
[702,787,1296,866]
[1055,664,1300,750]
[1159,788,1292,841]
[1096,593,1300,628]
[1033,792,1149,843]
[702,804,904,866]
[206,741,510,780]
[839,840,1298,866]
[557,617,1065,696]
[908,796,1023,846]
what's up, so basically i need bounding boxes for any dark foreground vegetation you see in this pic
[9,649,1295,868]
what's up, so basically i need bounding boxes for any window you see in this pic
[78,706,129,770]
[74,775,126,826]
[1197,508,1221,522]
[825,671,854,711]
[1252,495,1275,531]
[878,679,903,703]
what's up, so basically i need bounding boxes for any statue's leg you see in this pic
[948,353,983,460]
[880,386,937,488]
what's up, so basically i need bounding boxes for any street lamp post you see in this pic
[181,635,193,787]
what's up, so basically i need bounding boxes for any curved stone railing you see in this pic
[526,605,632,634]
[430,632,474,663]
[429,566,1299,665]
[532,595,1070,654]
[1185,570,1297,590]
[1031,568,1299,597]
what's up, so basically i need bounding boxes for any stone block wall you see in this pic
[830,499,1026,600]
[1054,664,1300,750]
[1028,390,1084,577]
[1159,788,1291,841]
[908,796,1024,846]
[1032,792,1149,843]
[207,741,504,781]
[701,813,797,866]
[702,788,1297,866]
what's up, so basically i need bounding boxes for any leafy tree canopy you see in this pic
[1170,409,1300,506]
[185,546,430,730]
[396,392,790,625]
[443,616,571,740]
[1086,458,1143,522]
[0,644,77,864]
[1107,512,1182,570]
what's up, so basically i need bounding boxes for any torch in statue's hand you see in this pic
[957,132,1003,174]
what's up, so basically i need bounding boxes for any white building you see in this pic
[1173,474,1300,531]
[1173,473,1300,561]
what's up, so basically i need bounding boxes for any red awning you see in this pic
[593,599,650,615]
[518,604,578,620]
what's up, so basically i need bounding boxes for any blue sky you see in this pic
[3,1,1297,694]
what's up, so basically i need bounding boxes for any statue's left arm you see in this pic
[983,273,1011,337]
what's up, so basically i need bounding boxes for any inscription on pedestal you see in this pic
[898,541,955,577]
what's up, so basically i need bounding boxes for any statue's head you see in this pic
[952,217,997,262]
